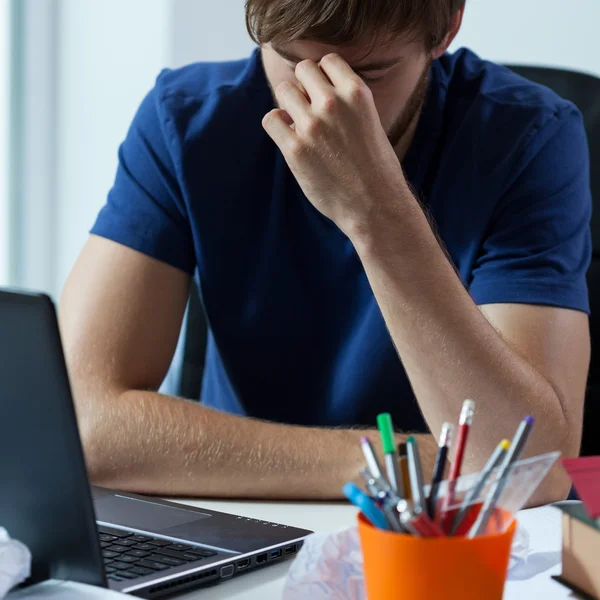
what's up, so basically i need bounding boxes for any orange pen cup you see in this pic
[358,504,516,600]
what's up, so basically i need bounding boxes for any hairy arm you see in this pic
[262,52,589,505]
[351,203,588,506]
[60,235,427,499]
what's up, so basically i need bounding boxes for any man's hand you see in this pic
[262,53,407,237]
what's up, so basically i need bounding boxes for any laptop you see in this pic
[0,289,312,597]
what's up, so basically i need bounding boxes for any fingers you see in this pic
[319,53,369,99]
[294,59,332,100]
[262,108,298,150]
[274,81,310,127]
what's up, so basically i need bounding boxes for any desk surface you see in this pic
[167,498,570,600]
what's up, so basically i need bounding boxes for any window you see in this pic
[0,0,11,285]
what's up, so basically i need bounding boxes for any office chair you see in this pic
[179,65,600,456]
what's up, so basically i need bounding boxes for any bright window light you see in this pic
[0,1,11,285]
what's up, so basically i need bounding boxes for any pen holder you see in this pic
[358,505,516,600]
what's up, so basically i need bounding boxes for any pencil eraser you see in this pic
[406,435,416,444]
[525,415,535,426]
[361,436,370,444]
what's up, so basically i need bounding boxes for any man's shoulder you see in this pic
[439,49,577,141]
[440,48,573,118]
[156,51,260,101]
[437,48,581,176]
[148,48,270,138]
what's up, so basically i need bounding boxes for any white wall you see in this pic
[0,0,10,285]
[451,0,600,77]
[53,0,173,297]
[172,0,254,67]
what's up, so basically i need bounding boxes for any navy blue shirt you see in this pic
[91,48,591,432]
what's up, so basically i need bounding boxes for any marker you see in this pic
[428,422,453,519]
[440,400,475,529]
[468,416,535,538]
[377,413,403,496]
[343,482,389,530]
[398,443,412,501]
[406,436,426,514]
[451,439,509,535]
[361,436,391,491]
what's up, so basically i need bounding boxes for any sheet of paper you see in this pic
[8,580,127,600]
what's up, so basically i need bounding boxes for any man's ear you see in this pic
[431,6,465,60]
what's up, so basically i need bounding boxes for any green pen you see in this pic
[377,413,404,497]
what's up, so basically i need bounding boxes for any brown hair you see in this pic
[246,0,466,51]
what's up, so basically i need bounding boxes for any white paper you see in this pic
[0,529,31,599]
[282,523,531,600]
[8,580,127,600]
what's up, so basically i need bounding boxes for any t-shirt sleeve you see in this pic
[468,104,592,313]
[90,73,196,275]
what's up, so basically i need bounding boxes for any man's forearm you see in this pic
[79,389,439,499]
[349,195,575,502]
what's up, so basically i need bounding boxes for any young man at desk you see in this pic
[59,0,591,505]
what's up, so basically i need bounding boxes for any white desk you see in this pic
[167,498,571,600]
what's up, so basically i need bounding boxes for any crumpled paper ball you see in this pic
[0,528,31,598]
[282,524,530,599]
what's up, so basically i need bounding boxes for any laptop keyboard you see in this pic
[98,525,218,583]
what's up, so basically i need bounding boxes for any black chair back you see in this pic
[507,65,600,457]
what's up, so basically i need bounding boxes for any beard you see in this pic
[386,60,431,148]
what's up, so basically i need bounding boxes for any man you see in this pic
[59,0,591,503]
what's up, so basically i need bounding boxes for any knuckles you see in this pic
[287,138,306,160]
[346,79,371,103]
[295,59,316,78]
[275,80,293,97]
[304,116,322,139]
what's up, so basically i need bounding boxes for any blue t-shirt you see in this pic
[92,48,591,432]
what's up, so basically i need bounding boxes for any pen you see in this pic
[360,468,403,531]
[428,422,453,519]
[343,482,390,530]
[360,467,382,499]
[440,400,475,528]
[361,436,392,491]
[396,500,421,536]
[468,416,535,538]
[406,436,426,514]
[377,413,403,496]
[397,500,444,538]
[450,439,510,535]
[398,443,412,501]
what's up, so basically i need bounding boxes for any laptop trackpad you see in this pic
[95,494,211,533]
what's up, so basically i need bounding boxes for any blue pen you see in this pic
[343,482,390,530]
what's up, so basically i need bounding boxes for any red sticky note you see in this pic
[562,456,600,518]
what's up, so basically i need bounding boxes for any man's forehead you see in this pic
[270,37,419,70]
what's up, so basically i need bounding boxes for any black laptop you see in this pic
[0,289,311,597]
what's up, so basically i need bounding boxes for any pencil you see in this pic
[468,416,535,538]
[440,400,475,529]
[398,443,412,501]
[450,439,509,535]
